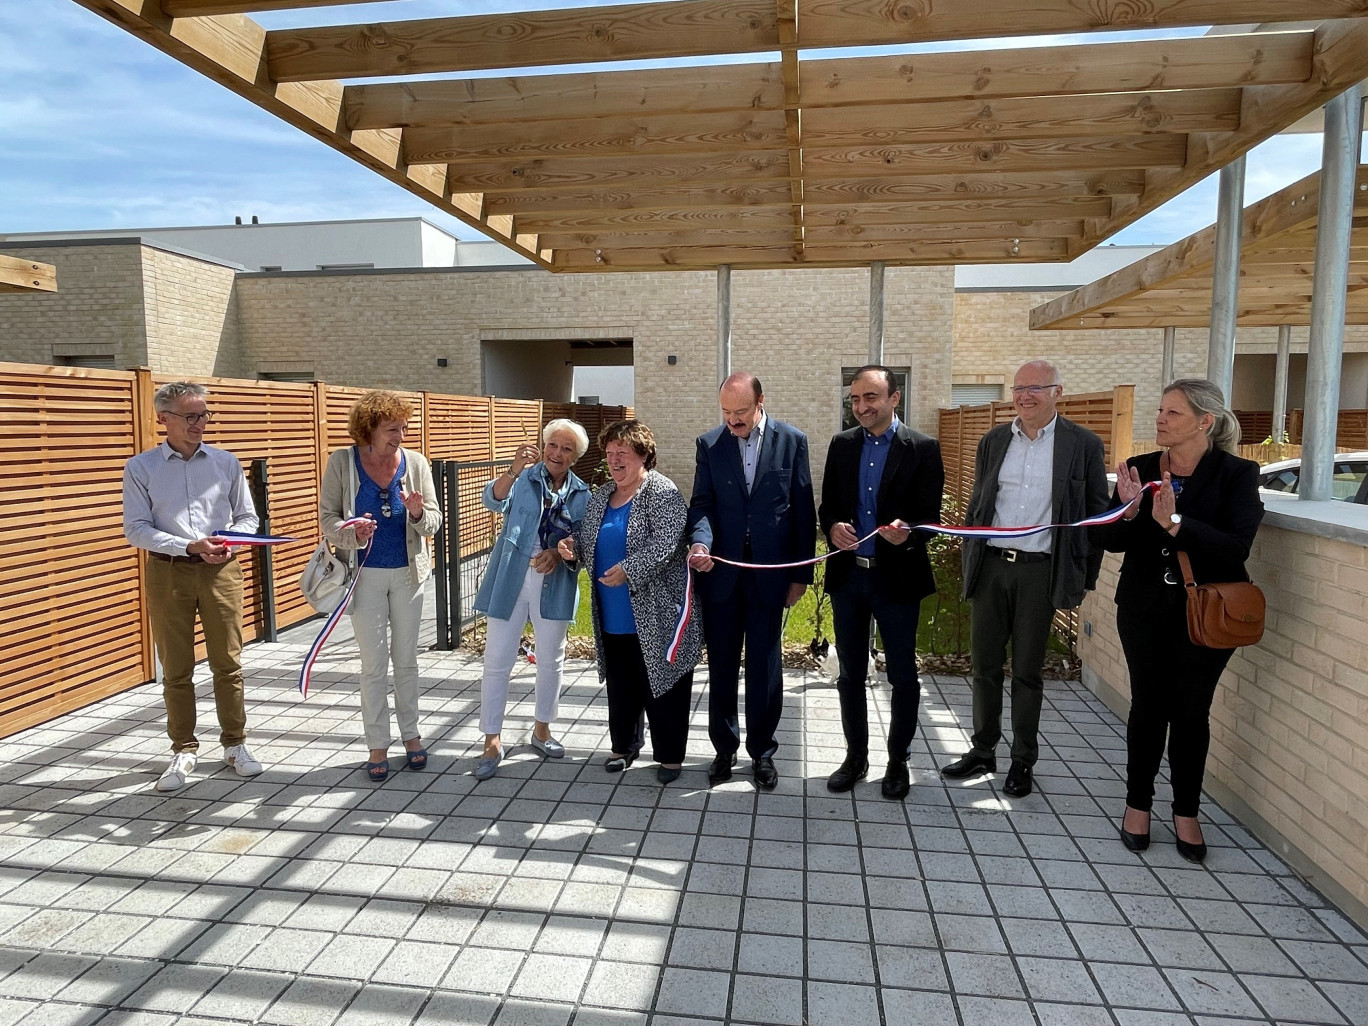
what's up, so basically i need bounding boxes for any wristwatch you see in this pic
[1169,513,1183,527]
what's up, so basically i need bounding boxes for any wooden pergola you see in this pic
[1030,165,1368,330]
[0,255,57,294]
[70,2,1368,273]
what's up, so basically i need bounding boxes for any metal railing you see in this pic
[432,459,511,649]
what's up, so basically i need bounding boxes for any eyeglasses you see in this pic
[164,410,214,426]
[1011,385,1059,397]
[379,493,393,518]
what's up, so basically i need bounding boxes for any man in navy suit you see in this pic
[688,373,817,789]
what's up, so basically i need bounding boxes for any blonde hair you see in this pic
[347,390,414,445]
[1164,378,1240,454]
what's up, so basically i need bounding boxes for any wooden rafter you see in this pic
[0,256,58,295]
[69,0,1368,272]
[1030,166,1368,329]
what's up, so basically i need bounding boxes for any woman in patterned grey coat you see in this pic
[558,421,702,783]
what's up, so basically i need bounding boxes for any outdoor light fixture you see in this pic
[436,358,448,367]
[668,355,677,365]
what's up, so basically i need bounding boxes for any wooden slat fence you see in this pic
[0,360,629,738]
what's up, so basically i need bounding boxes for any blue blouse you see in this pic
[595,498,636,634]
[354,448,408,569]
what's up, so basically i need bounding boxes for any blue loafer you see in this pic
[474,750,501,780]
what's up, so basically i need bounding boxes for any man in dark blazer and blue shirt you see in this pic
[820,365,944,799]
[688,373,817,789]
[941,360,1109,798]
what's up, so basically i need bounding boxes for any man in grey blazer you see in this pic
[941,360,1109,797]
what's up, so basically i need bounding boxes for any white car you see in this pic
[1258,451,1368,503]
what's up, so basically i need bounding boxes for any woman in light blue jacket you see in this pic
[472,419,591,779]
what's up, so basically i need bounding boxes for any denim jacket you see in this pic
[473,463,590,622]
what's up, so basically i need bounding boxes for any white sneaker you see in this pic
[224,744,264,777]
[157,751,198,792]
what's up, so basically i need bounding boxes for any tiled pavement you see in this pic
[1,620,1367,1026]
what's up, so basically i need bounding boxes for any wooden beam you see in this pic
[160,0,379,14]
[446,151,791,194]
[0,255,58,294]
[341,31,1312,131]
[804,199,1115,225]
[402,110,789,166]
[538,228,802,250]
[486,185,796,216]
[777,0,803,252]
[551,236,1069,270]
[266,0,1368,81]
[802,135,1189,179]
[267,0,778,82]
[68,0,550,268]
[512,208,800,233]
[1074,18,1368,252]
[803,219,1087,242]
[801,90,1242,147]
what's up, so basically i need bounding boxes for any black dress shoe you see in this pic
[657,765,682,785]
[1002,761,1033,798]
[940,751,997,779]
[881,760,911,800]
[753,756,778,790]
[1174,820,1207,864]
[826,755,868,793]
[708,752,737,785]
[1119,807,1151,852]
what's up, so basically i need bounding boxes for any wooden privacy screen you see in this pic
[938,385,1134,524]
[0,361,630,739]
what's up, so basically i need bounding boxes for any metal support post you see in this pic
[1272,325,1291,444]
[1302,84,1364,501]
[432,461,451,650]
[1207,155,1245,400]
[446,466,463,643]
[248,459,277,643]
[717,264,732,387]
[1161,326,1176,388]
[868,261,885,364]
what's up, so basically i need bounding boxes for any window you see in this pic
[317,263,374,271]
[258,370,316,382]
[259,265,282,272]
[841,367,909,431]
[950,383,1004,407]
[55,354,116,369]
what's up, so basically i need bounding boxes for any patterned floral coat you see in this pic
[570,470,703,696]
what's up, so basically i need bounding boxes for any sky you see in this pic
[0,1,1344,247]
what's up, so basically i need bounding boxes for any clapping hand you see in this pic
[1152,472,1178,533]
[1115,460,1144,520]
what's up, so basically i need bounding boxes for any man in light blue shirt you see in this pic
[123,381,264,793]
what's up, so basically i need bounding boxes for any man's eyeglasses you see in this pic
[1011,385,1059,397]
[164,410,214,426]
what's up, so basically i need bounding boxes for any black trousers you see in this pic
[1117,593,1234,817]
[831,568,923,763]
[702,575,784,760]
[968,553,1056,767]
[602,632,693,765]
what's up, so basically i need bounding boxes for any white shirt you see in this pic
[737,411,767,493]
[989,415,1056,554]
[123,441,258,556]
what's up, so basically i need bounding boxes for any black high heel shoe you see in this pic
[1119,808,1150,853]
[1173,818,1207,864]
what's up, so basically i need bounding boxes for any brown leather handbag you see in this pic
[1175,551,1265,648]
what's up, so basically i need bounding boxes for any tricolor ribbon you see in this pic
[218,530,297,547]
[298,517,373,698]
[667,482,1162,659]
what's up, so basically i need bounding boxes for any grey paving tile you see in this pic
[1242,972,1346,1023]
[652,967,729,1020]
[333,982,426,1025]
[415,992,498,1026]
[1016,956,1104,1005]
[191,968,292,1021]
[509,953,592,1003]
[443,947,524,994]
[805,980,879,1026]
[580,959,660,1011]
[945,951,1026,1000]
[875,944,950,991]
[729,973,803,1025]
[806,939,874,984]
[1161,969,1261,1018]
[881,987,957,1024]
[666,927,735,971]
[737,932,804,978]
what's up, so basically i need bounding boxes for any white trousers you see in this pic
[350,566,424,749]
[481,562,570,735]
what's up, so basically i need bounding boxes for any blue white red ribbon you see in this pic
[668,483,1162,657]
[298,517,372,698]
[218,530,297,547]
[665,562,695,664]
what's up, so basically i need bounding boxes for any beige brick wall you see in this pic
[234,265,953,488]
[141,247,243,378]
[1078,523,1368,925]
[0,243,148,368]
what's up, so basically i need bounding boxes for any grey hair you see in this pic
[154,381,208,413]
[1164,378,1240,453]
[543,418,590,460]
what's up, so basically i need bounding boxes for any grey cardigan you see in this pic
[320,445,442,588]
[571,470,703,697]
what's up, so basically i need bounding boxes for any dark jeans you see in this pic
[703,578,784,760]
[968,553,1055,767]
[1117,594,1234,817]
[831,568,923,763]
[602,632,693,765]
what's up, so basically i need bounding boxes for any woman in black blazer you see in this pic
[1093,379,1263,863]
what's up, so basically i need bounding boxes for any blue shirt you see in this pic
[856,417,899,557]
[354,448,408,569]
[595,499,636,634]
